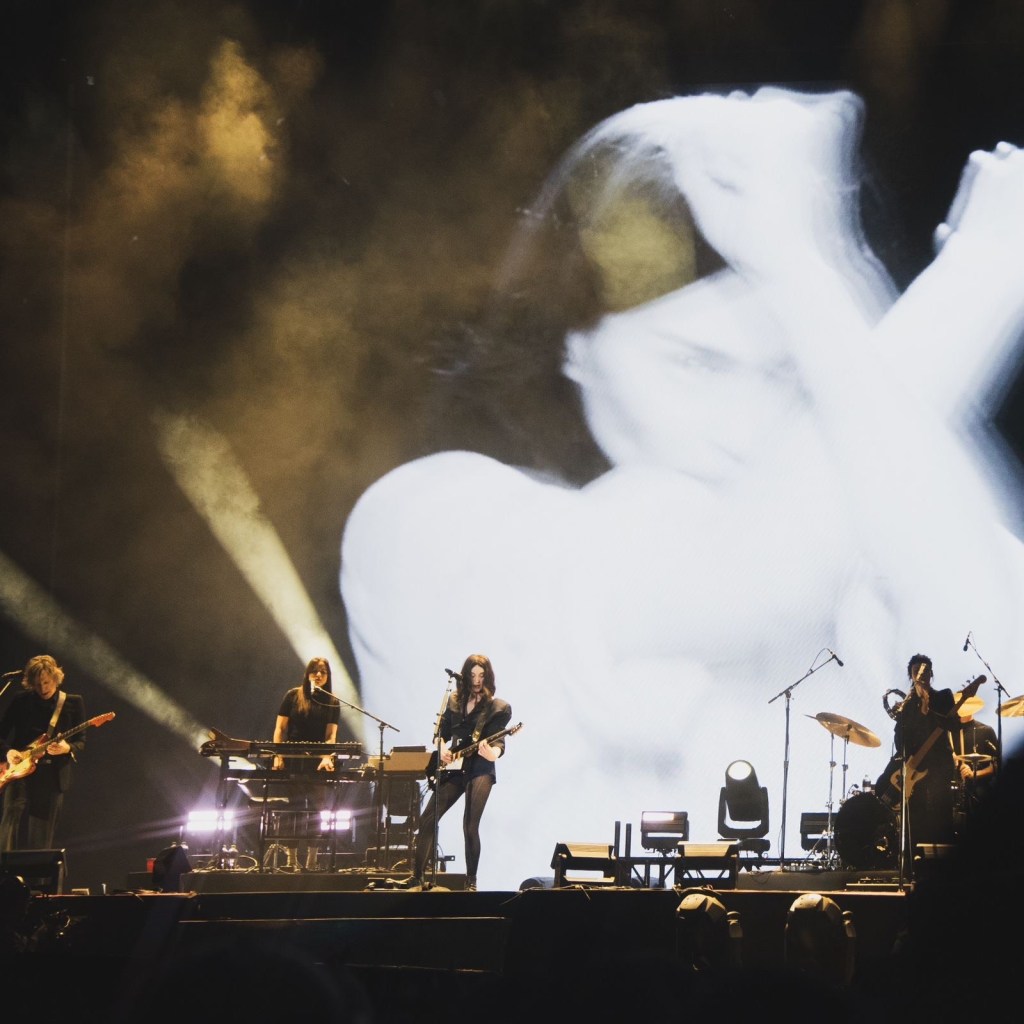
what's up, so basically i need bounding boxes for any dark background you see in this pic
[3,0,1024,890]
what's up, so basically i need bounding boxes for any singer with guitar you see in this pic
[879,653,984,862]
[0,654,86,851]
[411,653,512,891]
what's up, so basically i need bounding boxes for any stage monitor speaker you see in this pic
[676,842,740,889]
[913,842,956,884]
[519,875,555,890]
[550,841,618,887]
[800,812,829,851]
[152,843,192,892]
[0,848,66,894]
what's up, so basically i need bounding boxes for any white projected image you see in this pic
[341,87,1024,888]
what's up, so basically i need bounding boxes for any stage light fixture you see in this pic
[319,809,354,836]
[185,809,236,834]
[718,760,770,859]
[675,888,743,972]
[640,811,689,852]
[785,892,856,988]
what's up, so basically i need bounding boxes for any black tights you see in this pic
[414,773,495,880]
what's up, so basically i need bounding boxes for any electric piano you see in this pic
[199,728,375,872]
[200,727,366,766]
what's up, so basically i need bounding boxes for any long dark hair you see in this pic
[422,102,724,484]
[453,653,496,710]
[296,656,332,713]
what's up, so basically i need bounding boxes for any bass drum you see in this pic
[834,793,899,870]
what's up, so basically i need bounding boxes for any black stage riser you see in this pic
[20,885,907,972]
[180,869,470,892]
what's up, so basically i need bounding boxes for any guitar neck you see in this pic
[907,676,986,769]
[455,737,486,759]
[448,723,523,760]
[30,714,114,754]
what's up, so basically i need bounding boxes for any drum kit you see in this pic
[804,710,898,871]
[803,691,1024,871]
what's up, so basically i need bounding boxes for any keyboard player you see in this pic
[271,656,341,868]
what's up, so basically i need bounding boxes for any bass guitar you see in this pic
[877,676,984,809]
[426,722,523,790]
[0,712,116,792]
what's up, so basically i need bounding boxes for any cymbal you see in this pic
[809,712,882,748]
[1000,695,1024,717]
[954,753,994,766]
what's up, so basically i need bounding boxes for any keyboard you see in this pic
[200,728,364,760]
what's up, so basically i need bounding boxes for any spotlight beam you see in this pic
[154,411,364,740]
[0,549,206,745]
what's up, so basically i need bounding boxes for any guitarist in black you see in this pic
[0,654,86,851]
[880,653,981,860]
[411,653,511,891]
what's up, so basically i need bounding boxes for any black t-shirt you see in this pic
[277,687,340,742]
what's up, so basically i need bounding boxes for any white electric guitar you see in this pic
[426,722,523,789]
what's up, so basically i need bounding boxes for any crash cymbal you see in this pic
[1000,694,1024,717]
[810,712,882,748]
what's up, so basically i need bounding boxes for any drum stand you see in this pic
[807,732,845,869]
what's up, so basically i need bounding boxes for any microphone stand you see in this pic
[424,675,455,890]
[313,684,399,871]
[964,635,1008,779]
[768,650,841,868]
[893,703,910,891]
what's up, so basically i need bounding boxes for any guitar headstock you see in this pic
[93,712,116,727]
[966,674,986,697]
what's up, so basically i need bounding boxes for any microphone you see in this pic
[445,668,462,681]
[828,649,844,667]
[963,633,971,652]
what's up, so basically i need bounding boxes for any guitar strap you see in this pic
[949,729,963,757]
[46,691,66,736]
[470,696,493,743]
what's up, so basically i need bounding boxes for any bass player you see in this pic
[877,653,984,861]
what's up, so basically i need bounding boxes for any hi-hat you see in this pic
[808,712,881,748]
[1000,695,1024,717]
[954,753,994,767]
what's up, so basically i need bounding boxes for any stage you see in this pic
[1,860,927,1021]
[5,806,1022,1024]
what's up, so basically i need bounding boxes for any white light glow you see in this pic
[0,549,207,747]
[154,410,364,740]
